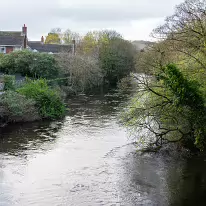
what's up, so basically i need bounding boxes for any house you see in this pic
[0,25,27,54]
[0,25,74,54]
[28,36,73,54]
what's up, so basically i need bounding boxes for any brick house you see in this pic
[0,25,73,54]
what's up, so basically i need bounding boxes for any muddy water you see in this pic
[1,92,206,206]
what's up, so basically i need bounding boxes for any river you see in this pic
[1,92,206,206]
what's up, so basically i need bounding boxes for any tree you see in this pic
[45,33,61,44]
[122,64,206,151]
[45,28,81,45]
[99,38,136,85]
[79,31,101,56]
[77,30,135,85]
[78,30,123,57]
[153,0,206,69]
[63,29,80,44]
[55,54,103,94]
[123,0,206,152]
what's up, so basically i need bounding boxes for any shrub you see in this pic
[3,75,15,91]
[56,54,103,94]
[0,50,59,79]
[17,79,66,119]
[0,91,40,122]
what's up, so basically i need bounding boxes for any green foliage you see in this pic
[0,50,59,79]
[79,30,122,56]
[99,38,135,85]
[45,33,61,44]
[17,79,66,119]
[159,64,206,150]
[122,64,206,151]
[0,91,40,122]
[157,64,204,110]
[77,30,134,86]
[0,30,135,92]
[123,0,206,152]
[3,75,15,91]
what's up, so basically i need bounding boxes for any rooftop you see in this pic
[28,41,72,53]
[0,36,24,46]
[0,31,22,37]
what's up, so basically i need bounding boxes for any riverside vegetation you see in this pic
[0,31,136,125]
[122,0,206,152]
[2,0,205,154]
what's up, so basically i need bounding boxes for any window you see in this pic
[0,47,6,54]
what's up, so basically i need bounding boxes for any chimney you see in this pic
[22,24,27,49]
[22,24,27,36]
[72,39,76,55]
[41,36,44,45]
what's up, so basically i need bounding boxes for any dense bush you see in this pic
[0,50,59,79]
[17,79,66,119]
[56,54,103,94]
[0,91,40,122]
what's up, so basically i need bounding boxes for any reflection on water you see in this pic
[0,121,63,157]
[1,92,206,206]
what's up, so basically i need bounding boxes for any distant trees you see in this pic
[45,28,80,45]
[45,33,61,44]
[0,26,136,94]
[63,29,80,44]
[77,30,122,56]
[44,28,135,86]
[76,30,135,85]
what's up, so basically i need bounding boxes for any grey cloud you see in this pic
[55,6,164,22]
[0,0,184,40]
[53,0,183,22]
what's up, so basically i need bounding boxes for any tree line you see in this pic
[0,28,136,125]
[122,0,206,152]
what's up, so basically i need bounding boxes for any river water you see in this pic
[1,92,206,206]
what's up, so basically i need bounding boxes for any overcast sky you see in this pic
[0,0,184,41]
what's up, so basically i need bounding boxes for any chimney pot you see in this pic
[41,36,44,44]
[22,24,28,49]
[22,24,27,36]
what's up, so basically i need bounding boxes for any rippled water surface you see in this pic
[1,92,206,206]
